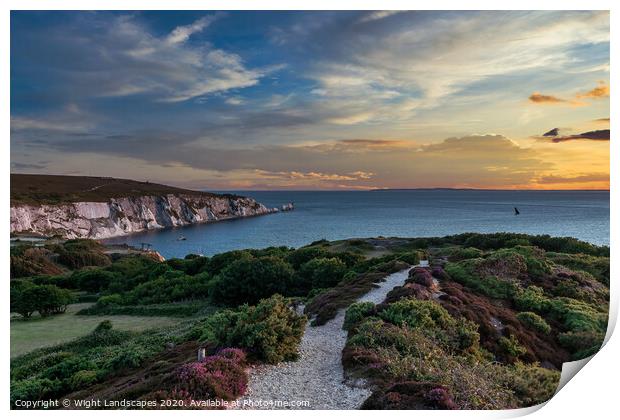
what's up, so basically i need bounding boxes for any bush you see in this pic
[96,293,124,307]
[501,362,560,407]
[208,256,294,305]
[344,302,376,330]
[56,247,111,269]
[70,268,120,293]
[344,320,512,409]
[287,247,330,269]
[378,299,480,352]
[547,253,609,286]
[558,330,605,359]
[445,261,518,299]
[297,257,348,290]
[167,256,209,275]
[11,378,63,405]
[205,250,254,275]
[498,335,527,358]
[516,312,551,334]
[548,297,607,333]
[201,295,306,364]
[125,272,211,305]
[10,247,64,278]
[69,370,98,388]
[174,349,248,401]
[446,247,483,261]
[11,283,74,318]
[513,286,551,313]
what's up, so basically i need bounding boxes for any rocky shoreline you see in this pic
[10,194,293,240]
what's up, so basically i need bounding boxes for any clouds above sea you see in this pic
[10,10,610,189]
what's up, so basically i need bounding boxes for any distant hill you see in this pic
[10,174,234,206]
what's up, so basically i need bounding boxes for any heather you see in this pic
[10,233,609,409]
[340,238,609,409]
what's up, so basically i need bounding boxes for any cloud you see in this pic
[577,82,609,99]
[357,11,404,23]
[256,170,375,181]
[300,10,609,114]
[166,15,217,44]
[11,161,48,170]
[338,139,410,149]
[12,14,274,104]
[529,93,566,104]
[537,173,609,184]
[26,132,550,189]
[538,129,610,143]
[529,82,609,106]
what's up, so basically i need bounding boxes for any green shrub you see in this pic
[548,297,607,333]
[69,370,98,388]
[11,378,63,405]
[206,250,254,275]
[201,295,306,364]
[501,362,560,406]
[344,302,376,330]
[445,261,518,299]
[558,330,605,359]
[516,312,551,334]
[378,299,480,352]
[57,248,111,269]
[287,247,329,269]
[11,283,74,318]
[547,253,609,286]
[166,256,209,275]
[513,286,551,313]
[447,247,483,261]
[298,257,348,290]
[345,320,513,409]
[125,272,211,305]
[96,293,124,307]
[498,335,527,358]
[208,256,294,305]
[70,268,120,292]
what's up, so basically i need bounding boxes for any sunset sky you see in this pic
[10,11,610,190]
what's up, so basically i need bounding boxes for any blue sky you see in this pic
[10,11,610,189]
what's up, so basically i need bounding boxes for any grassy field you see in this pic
[10,303,182,358]
[10,173,239,205]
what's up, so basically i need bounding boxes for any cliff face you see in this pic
[10,194,273,239]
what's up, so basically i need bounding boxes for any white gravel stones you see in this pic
[236,267,411,410]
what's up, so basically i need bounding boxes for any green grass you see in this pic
[10,173,237,206]
[10,303,181,358]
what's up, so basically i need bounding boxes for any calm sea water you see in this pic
[103,190,609,259]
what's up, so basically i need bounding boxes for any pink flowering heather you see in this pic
[175,349,248,401]
[216,347,247,364]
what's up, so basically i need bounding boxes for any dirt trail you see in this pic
[235,267,412,410]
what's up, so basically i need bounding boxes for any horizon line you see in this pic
[211,188,611,192]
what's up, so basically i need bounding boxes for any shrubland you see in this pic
[10,233,609,409]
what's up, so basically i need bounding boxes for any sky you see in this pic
[10,10,610,190]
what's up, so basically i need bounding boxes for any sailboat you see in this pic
[514,207,520,215]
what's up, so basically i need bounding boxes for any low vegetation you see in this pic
[9,232,609,409]
[10,173,233,206]
[340,236,608,409]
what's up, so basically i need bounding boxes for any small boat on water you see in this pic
[177,235,187,241]
[514,207,520,215]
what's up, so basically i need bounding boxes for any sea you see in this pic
[103,190,610,259]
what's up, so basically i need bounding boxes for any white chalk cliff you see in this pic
[10,194,274,239]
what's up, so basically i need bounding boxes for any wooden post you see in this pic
[197,347,206,362]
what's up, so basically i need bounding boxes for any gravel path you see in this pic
[235,267,412,410]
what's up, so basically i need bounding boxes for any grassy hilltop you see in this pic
[10,174,235,206]
[9,233,610,409]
